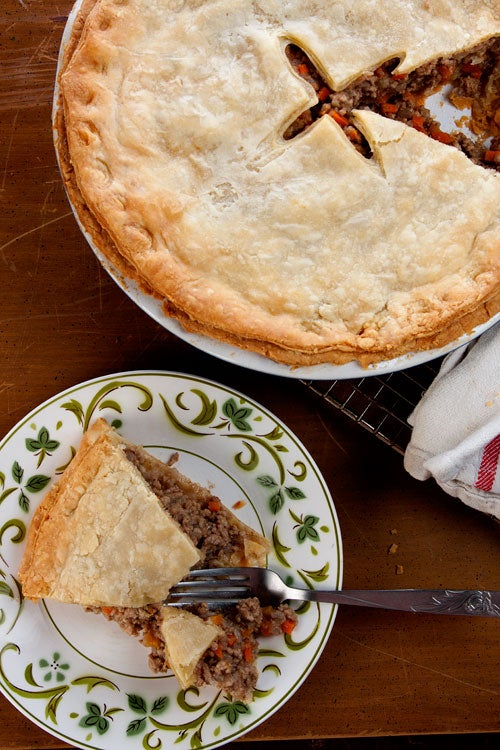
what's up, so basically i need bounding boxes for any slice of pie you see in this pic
[18,419,201,607]
[56,0,500,367]
[18,419,287,701]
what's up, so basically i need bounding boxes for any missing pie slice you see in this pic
[18,419,287,701]
[56,0,500,367]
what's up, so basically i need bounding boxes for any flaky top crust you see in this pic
[58,0,500,365]
[160,608,221,689]
[18,419,201,607]
[19,418,270,607]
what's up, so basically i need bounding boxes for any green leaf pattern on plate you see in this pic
[160,388,330,558]
[0,626,292,746]
[78,701,124,736]
[39,652,70,683]
[61,381,154,431]
[25,426,60,469]
[0,643,71,724]
[214,699,250,724]
[1,459,50,514]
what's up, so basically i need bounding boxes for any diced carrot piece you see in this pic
[412,114,426,132]
[430,127,453,144]
[329,110,349,127]
[462,62,482,78]
[403,90,417,103]
[297,63,309,76]
[207,499,221,512]
[260,619,273,637]
[392,72,407,80]
[101,606,114,616]
[317,86,330,102]
[484,150,500,162]
[210,613,223,626]
[381,103,398,114]
[213,643,223,659]
[232,500,246,510]
[438,64,452,82]
[345,126,362,143]
[281,619,296,635]
[243,644,253,663]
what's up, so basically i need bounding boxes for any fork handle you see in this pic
[296,588,500,617]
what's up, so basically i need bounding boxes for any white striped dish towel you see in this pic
[404,323,500,519]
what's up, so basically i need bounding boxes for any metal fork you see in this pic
[166,567,500,617]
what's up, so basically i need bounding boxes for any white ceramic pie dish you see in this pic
[52,0,500,381]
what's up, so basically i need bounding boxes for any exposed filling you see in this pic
[97,598,297,702]
[87,447,297,701]
[191,600,296,699]
[285,38,500,170]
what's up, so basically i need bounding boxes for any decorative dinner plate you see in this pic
[0,371,342,750]
[52,1,500,381]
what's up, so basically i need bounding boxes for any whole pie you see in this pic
[56,0,500,366]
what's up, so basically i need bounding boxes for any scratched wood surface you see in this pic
[1,1,499,748]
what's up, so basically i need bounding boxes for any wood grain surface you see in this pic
[0,1,499,748]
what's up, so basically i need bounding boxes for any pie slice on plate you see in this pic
[56,0,500,366]
[18,419,289,701]
[18,419,201,607]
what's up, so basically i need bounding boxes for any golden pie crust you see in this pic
[56,0,500,366]
[18,419,201,607]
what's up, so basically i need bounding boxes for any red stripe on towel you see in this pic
[475,434,500,492]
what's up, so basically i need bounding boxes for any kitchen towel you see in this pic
[404,323,500,519]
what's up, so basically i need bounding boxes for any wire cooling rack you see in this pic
[301,358,443,455]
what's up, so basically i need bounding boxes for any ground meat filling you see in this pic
[191,599,297,701]
[88,447,298,700]
[285,37,500,170]
[91,599,298,702]
[85,602,167,672]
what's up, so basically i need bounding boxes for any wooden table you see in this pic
[1,2,499,747]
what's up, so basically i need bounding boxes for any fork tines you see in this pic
[166,568,251,606]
